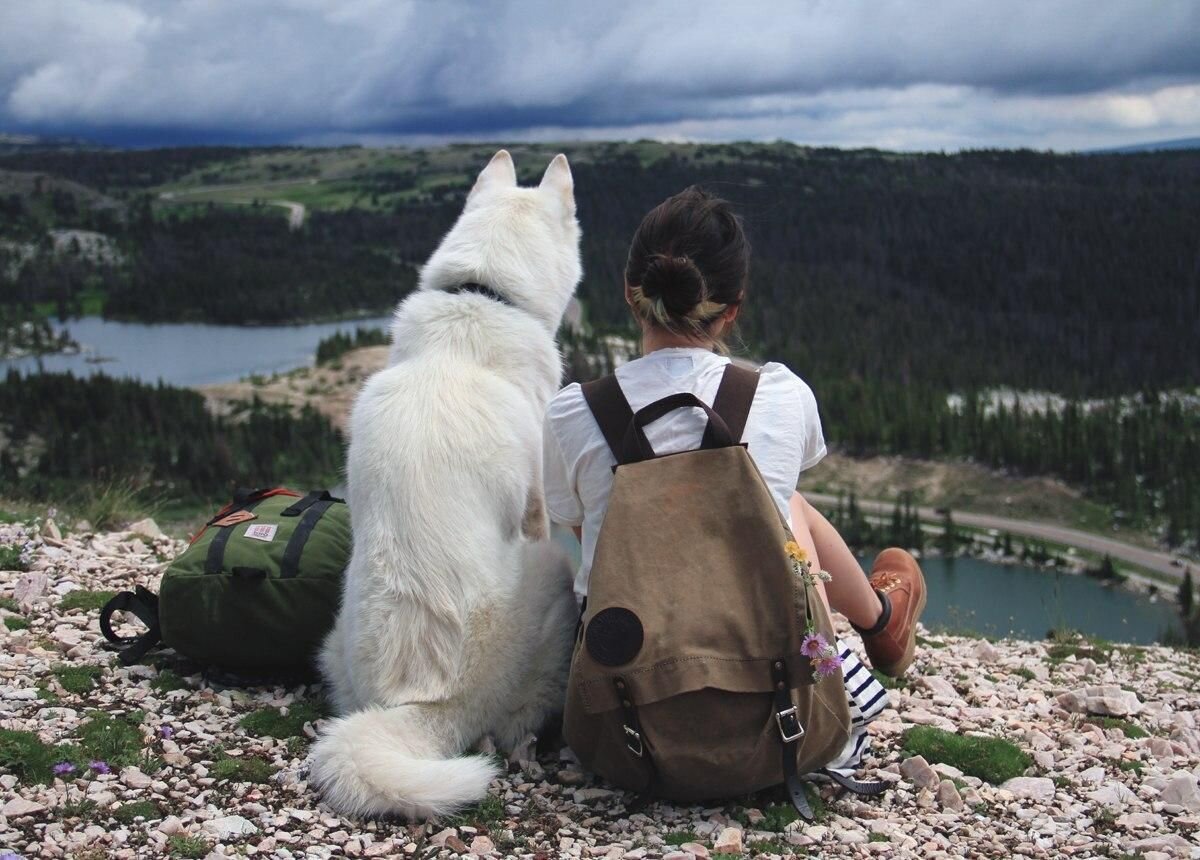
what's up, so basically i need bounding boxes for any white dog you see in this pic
[310,150,581,819]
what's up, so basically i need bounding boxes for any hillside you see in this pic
[2,519,1199,858]
[2,142,1198,549]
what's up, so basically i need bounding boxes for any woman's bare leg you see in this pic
[789,492,883,630]
[784,498,833,616]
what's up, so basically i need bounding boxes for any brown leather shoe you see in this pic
[854,548,927,677]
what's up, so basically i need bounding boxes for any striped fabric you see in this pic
[820,638,891,776]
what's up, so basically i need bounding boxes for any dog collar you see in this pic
[443,282,514,308]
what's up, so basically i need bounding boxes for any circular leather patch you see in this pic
[585,607,644,667]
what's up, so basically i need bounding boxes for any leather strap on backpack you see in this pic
[99,586,162,666]
[771,657,816,820]
[702,364,760,447]
[581,363,761,466]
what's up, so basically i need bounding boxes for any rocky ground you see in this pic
[2,518,1200,859]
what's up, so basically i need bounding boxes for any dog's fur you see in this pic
[310,151,581,819]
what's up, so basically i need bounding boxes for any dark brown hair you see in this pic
[625,186,750,342]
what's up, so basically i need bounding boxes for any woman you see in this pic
[542,186,927,773]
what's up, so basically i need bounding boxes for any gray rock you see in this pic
[1000,777,1056,803]
[899,754,941,790]
[202,814,258,839]
[2,796,46,817]
[1159,772,1200,813]
[13,571,48,605]
[936,780,964,811]
[712,827,743,854]
[1056,685,1142,717]
[1089,783,1138,808]
[127,518,164,540]
[120,766,153,789]
[973,641,1001,663]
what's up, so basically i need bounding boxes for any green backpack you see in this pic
[100,488,349,673]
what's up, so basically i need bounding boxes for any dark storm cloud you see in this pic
[1,0,1198,150]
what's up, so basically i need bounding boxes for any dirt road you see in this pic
[805,491,1188,583]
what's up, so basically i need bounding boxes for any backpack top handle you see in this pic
[582,363,762,467]
[620,392,735,465]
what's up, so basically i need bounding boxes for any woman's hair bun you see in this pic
[640,253,707,316]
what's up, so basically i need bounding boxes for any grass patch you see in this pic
[1013,667,1036,681]
[0,728,75,784]
[58,590,117,613]
[113,800,160,823]
[4,616,29,631]
[0,543,29,571]
[59,798,99,820]
[75,711,146,769]
[1114,758,1145,774]
[74,481,158,532]
[901,726,1032,784]
[52,664,104,695]
[36,685,60,704]
[664,831,700,846]
[211,754,275,784]
[444,793,505,829]
[238,700,326,739]
[869,832,890,843]
[1046,643,1111,664]
[168,835,209,859]
[150,669,188,694]
[1085,717,1148,739]
[0,596,19,612]
[916,634,948,649]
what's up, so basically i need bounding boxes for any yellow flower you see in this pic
[784,541,808,563]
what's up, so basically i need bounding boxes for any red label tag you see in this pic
[212,511,257,527]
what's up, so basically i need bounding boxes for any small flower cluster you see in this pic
[784,541,832,587]
[51,759,110,778]
[800,631,844,679]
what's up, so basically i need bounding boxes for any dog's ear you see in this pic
[539,153,575,213]
[469,149,517,200]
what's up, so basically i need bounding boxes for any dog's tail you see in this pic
[308,704,499,820]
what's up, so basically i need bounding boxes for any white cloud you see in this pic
[0,0,1197,149]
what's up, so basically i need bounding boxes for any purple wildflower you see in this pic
[159,725,174,739]
[52,761,75,776]
[89,760,111,774]
[813,652,845,679]
[800,632,828,659]
[1,852,26,860]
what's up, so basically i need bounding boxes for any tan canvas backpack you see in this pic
[563,364,855,818]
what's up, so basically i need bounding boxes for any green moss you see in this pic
[168,835,209,859]
[58,590,117,613]
[1114,758,1145,774]
[36,685,59,704]
[212,755,275,784]
[52,663,103,695]
[4,616,29,631]
[901,726,1032,784]
[869,832,890,843]
[238,700,326,739]
[75,712,145,768]
[1086,717,1148,739]
[112,800,161,823]
[150,669,188,693]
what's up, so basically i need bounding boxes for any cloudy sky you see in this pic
[1,0,1198,151]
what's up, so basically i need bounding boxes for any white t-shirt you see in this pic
[543,347,827,599]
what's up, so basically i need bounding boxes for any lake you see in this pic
[1,315,394,387]
[554,530,1180,644]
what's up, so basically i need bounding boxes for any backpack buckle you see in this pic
[623,725,645,758]
[776,706,805,743]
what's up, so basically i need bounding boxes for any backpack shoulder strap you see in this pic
[700,363,760,448]
[580,374,635,463]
